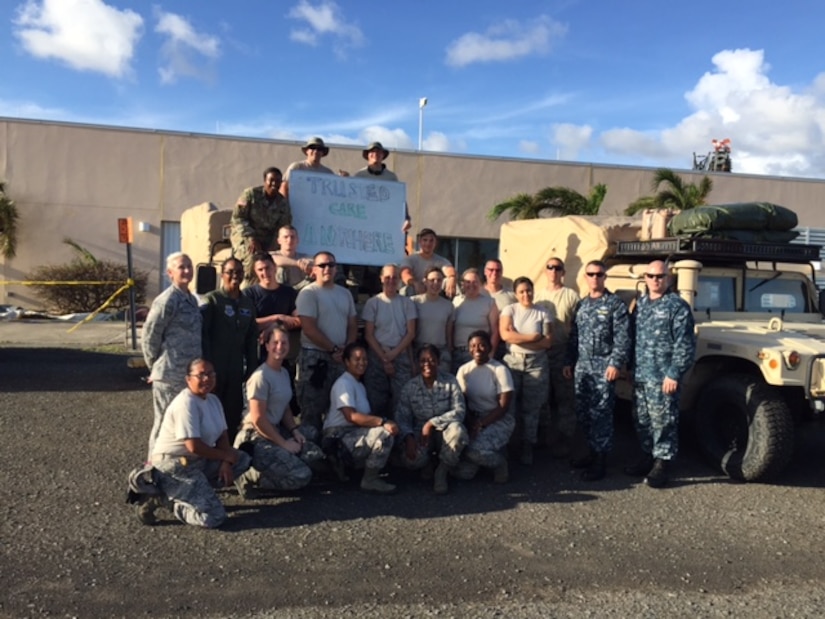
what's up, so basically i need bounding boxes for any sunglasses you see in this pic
[546,265,563,271]
[585,272,605,278]
[645,273,667,280]
[316,262,337,270]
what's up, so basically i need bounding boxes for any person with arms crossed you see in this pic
[534,257,582,457]
[230,167,291,286]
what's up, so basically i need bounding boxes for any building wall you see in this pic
[2,117,825,306]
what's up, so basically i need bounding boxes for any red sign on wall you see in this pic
[118,217,133,244]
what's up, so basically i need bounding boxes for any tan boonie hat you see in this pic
[362,141,390,160]
[301,137,330,156]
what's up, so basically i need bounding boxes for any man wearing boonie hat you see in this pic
[355,141,411,233]
[281,137,336,200]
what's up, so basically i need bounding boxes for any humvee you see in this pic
[500,215,825,481]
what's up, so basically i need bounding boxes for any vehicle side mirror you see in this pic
[196,264,217,295]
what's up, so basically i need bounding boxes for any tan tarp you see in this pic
[499,216,640,294]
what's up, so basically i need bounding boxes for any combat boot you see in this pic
[493,459,509,484]
[570,448,594,469]
[433,462,449,494]
[327,452,350,482]
[580,451,606,481]
[136,495,164,525]
[624,453,654,477]
[360,467,396,494]
[644,458,669,489]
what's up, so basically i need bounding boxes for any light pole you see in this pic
[418,97,428,150]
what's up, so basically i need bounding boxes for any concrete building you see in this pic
[2,116,825,306]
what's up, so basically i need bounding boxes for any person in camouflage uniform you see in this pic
[200,257,258,442]
[362,264,417,417]
[142,252,202,460]
[230,167,292,286]
[295,252,357,444]
[454,330,515,484]
[533,257,581,457]
[138,359,251,528]
[564,260,631,481]
[625,260,696,488]
[233,326,324,498]
[396,345,468,494]
[323,343,400,494]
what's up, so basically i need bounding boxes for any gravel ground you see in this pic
[2,346,825,618]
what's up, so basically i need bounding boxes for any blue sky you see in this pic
[3,0,825,177]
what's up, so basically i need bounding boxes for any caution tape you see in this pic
[0,280,126,286]
[0,278,137,333]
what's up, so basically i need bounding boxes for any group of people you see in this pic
[128,137,697,529]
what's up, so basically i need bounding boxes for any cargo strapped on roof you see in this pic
[615,238,821,263]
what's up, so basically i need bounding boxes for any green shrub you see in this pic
[27,241,148,314]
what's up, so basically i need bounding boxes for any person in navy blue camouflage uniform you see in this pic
[625,260,696,488]
[563,260,631,481]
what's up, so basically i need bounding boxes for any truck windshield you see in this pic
[694,274,811,313]
[744,275,809,313]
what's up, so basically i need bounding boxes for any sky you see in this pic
[3,0,825,178]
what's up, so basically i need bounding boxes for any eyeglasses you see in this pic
[306,145,321,151]
[189,371,216,380]
[585,272,605,278]
[546,265,563,271]
[645,273,667,280]
[316,262,337,270]
[419,357,438,365]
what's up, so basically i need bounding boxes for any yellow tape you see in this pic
[67,281,135,333]
[0,280,125,286]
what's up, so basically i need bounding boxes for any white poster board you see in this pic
[290,171,407,266]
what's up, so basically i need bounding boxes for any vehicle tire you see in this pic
[693,373,794,481]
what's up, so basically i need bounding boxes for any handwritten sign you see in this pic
[289,171,407,266]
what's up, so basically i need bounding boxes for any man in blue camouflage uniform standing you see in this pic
[625,260,696,488]
[563,260,630,481]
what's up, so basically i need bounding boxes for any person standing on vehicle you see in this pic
[354,141,411,233]
[534,257,581,457]
[563,260,631,481]
[295,251,357,443]
[231,167,292,286]
[625,260,696,488]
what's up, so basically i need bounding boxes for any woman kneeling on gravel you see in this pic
[233,324,324,499]
[138,358,251,528]
[322,342,400,493]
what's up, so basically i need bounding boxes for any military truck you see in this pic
[500,215,825,481]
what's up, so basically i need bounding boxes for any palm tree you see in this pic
[488,183,607,222]
[0,181,18,259]
[624,168,713,215]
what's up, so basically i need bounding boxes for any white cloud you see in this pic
[13,0,143,78]
[445,15,566,68]
[423,132,451,152]
[155,9,220,84]
[551,123,593,160]
[519,140,540,155]
[287,0,363,57]
[595,48,825,177]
